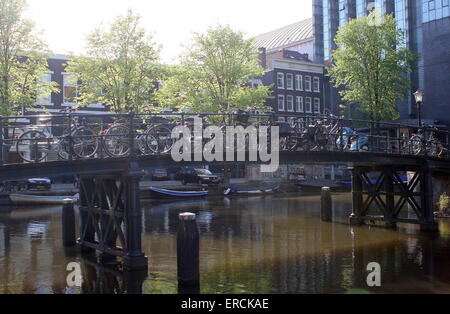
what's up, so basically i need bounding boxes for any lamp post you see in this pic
[413,90,423,128]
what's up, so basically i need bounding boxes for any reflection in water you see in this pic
[1,194,450,293]
[26,222,48,239]
[0,224,6,259]
[79,256,147,294]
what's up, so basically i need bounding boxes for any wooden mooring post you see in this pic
[321,187,332,222]
[177,212,200,293]
[62,198,76,247]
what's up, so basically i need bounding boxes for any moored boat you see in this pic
[148,187,208,198]
[224,185,280,196]
[9,193,79,205]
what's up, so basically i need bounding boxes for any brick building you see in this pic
[253,18,325,121]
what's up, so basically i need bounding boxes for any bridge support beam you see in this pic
[78,166,148,271]
[349,165,438,231]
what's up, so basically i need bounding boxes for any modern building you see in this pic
[253,19,326,121]
[313,0,450,127]
[253,18,314,56]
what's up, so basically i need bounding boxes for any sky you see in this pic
[25,0,312,63]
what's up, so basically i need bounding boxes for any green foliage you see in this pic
[65,9,162,113]
[155,24,271,115]
[0,0,58,116]
[438,192,449,213]
[327,11,416,121]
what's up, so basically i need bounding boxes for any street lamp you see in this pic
[413,90,423,127]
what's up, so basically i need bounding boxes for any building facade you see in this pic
[259,48,325,121]
[253,18,326,120]
[36,55,108,115]
[313,0,450,127]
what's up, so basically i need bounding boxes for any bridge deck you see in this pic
[0,151,448,181]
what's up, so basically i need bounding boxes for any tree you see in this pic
[65,9,162,114]
[155,24,271,114]
[327,11,416,121]
[0,0,58,116]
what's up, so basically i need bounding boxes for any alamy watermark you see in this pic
[170,117,280,173]
[66,262,82,288]
[366,262,381,287]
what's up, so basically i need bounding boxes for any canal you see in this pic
[1,192,450,294]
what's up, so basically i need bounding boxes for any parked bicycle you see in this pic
[408,125,445,157]
[16,109,99,163]
[101,116,175,157]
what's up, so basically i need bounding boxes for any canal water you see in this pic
[1,192,450,294]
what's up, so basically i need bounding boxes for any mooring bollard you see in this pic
[177,212,200,290]
[321,187,332,222]
[62,198,76,247]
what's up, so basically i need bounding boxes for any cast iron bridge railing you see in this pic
[0,110,449,165]
[3,111,448,271]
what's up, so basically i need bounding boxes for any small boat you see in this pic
[224,185,280,196]
[147,187,208,199]
[297,180,341,191]
[9,193,79,205]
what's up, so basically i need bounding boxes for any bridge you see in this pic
[0,111,449,270]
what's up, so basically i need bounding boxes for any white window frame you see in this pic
[277,73,285,89]
[286,73,293,90]
[314,98,321,113]
[277,94,285,111]
[295,74,303,91]
[36,72,54,106]
[305,97,312,113]
[62,73,78,106]
[286,95,294,112]
[296,96,304,112]
[313,77,320,93]
[305,76,312,92]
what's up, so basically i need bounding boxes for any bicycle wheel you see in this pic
[145,125,174,154]
[16,130,51,163]
[136,133,150,155]
[72,126,98,158]
[427,140,444,157]
[57,137,70,160]
[409,135,423,155]
[102,124,130,157]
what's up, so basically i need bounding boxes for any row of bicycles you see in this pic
[8,109,450,163]
[14,115,174,163]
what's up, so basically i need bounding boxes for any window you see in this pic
[295,74,303,91]
[286,73,293,90]
[429,0,435,10]
[286,95,294,111]
[314,98,321,113]
[37,73,52,105]
[313,77,320,93]
[278,116,286,122]
[305,76,312,92]
[277,95,285,111]
[63,73,77,105]
[249,78,262,88]
[305,97,312,113]
[277,73,284,89]
[296,96,304,112]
